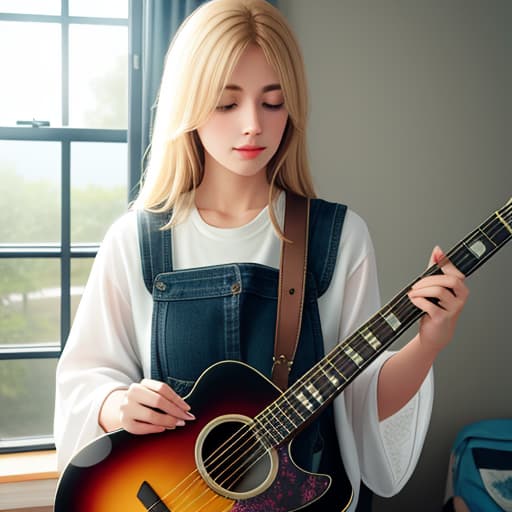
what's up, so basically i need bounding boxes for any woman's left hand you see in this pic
[408,246,469,354]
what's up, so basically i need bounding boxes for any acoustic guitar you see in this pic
[54,198,511,512]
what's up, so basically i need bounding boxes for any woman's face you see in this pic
[197,44,289,179]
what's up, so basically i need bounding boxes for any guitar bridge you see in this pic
[137,481,172,512]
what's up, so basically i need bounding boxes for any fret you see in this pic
[319,360,342,388]
[333,346,359,376]
[394,294,421,325]
[266,404,295,440]
[349,333,376,359]
[496,210,512,235]
[254,418,280,447]
[477,227,498,248]
[306,381,326,403]
[273,402,298,431]
[449,243,479,276]
[296,391,315,412]
[324,356,348,383]
[367,313,395,345]
[342,345,364,367]
[457,230,500,276]
[289,394,311,420]
[280,395,306,423]
[261,414,283,445]
[487,221,511,246]
[381,310,401,331]
[360,327,382,351]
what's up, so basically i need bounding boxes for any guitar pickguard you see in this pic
[232,445,330,512]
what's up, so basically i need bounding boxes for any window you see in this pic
[0,0,134,452]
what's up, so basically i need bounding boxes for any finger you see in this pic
[430,246,465,280]
[134,403,188,429]
[409,286,455,308]
[411,275,466,297]
[128,383,195,421]
[120,397,188,431]
[427,245,443,268]
[408,295,444,319]
[141,378,192,412]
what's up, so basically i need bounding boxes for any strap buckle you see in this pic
[272,354,293,372]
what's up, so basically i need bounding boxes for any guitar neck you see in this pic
[254,199,512,447]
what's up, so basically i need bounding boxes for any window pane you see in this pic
[71,142,127,243]
[0,141,60,243]
[0,259,60,345]
[0,0,60,15]
[70,258,93,324]
[69,24,128,129]
[0,22,61,127]
[69,0,128,19]
[0,358,57,440]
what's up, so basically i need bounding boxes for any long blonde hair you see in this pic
[134,0,316,232]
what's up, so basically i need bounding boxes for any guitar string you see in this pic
[174,202,512,510]
[186,206,512,504]
[180,228,511,510]
[152,206,512,511]
[164,422,264,511]
[154,206,512,511]
[150,205,511,511]
[199,203,512,502]
[154,207,512,512]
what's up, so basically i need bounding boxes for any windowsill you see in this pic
[0,451,58,510]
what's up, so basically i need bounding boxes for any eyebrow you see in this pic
[224,83,282,93]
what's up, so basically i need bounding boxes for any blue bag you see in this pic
[450,419,512,512]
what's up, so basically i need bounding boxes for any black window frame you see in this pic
[0,0,142,454]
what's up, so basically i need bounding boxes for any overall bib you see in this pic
[137,197,355,509]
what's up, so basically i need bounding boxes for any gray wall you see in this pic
[278,1,511,511]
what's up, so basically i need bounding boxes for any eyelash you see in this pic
[216,102,284,112]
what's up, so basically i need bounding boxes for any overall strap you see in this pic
[308,199,347,297]
[137,210,173,293]
[272,193,310,391]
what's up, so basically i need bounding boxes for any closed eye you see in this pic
[216,103,236,112]
[263,102,284,110]
[216,102,285,112]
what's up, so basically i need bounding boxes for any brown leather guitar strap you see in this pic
[271,192,310,391]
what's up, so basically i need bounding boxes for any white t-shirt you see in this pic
[54,193,433,509]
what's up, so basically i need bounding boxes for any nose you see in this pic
[242,103,262,136]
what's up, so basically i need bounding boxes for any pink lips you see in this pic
[234,145,266,159]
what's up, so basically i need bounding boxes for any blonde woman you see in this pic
[54,1,468,510]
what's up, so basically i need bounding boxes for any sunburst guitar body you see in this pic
[54,361,352,512]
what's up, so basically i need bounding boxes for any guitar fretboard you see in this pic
[253,199,512,447]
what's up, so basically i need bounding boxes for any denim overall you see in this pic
[137,197,353,507]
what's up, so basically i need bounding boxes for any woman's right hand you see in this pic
[99,378,195,434]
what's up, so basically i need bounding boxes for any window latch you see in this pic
[16,119,50,128]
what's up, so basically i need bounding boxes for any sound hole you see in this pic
[196,415,277,499]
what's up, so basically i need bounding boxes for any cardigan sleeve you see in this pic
[324,210,433,498]
[54,214,143,470]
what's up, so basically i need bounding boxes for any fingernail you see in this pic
[186,412,195,419]
[176,420,185,427]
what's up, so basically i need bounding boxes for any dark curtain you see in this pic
[128,0,206,201]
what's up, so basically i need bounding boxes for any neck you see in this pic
[195,162,271,228]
